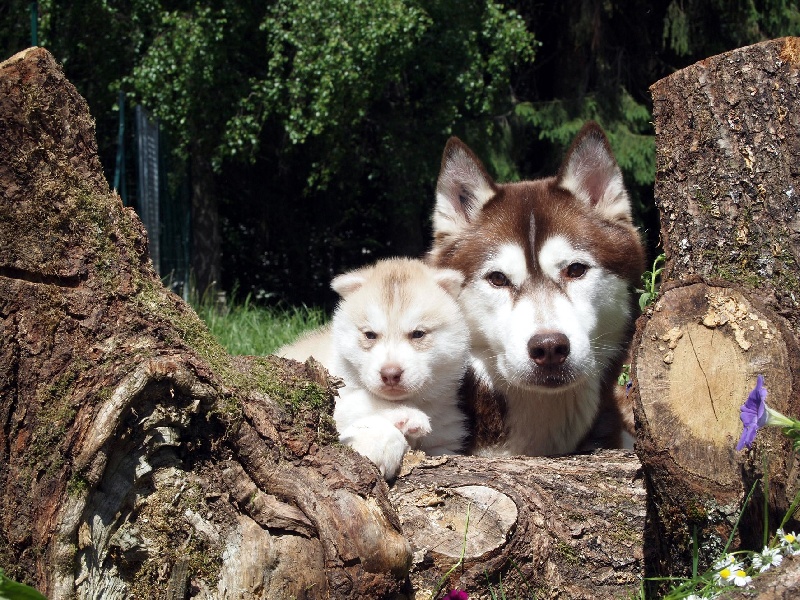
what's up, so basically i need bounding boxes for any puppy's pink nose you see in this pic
[380,365,403,386]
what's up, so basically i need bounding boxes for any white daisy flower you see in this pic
[731,567,751,587]
[752,545,783,572]
[712,558,743,586]
[712,553,735,570]
[777,528,800,555]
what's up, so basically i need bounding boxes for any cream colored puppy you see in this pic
[279,258,470,479]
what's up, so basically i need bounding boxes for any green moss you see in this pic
[686,501,708,522]
[55,544,78,576]
[554,539,580,565]
[127,482,223,597]
[66,473,88,496]
[22,360,88,485]
[693,188,715,216]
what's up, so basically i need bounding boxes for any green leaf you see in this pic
[0,570,47,600]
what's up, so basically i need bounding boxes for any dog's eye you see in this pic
[486,271,511,287]
[410,330,426,339]
[364,331,377,340]
[564,263,588,279]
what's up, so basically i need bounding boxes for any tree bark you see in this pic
[189,148,221,298]
[0,47,646,600]
[393,451,645,599]
[633,37,800,587]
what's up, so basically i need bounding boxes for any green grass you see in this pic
[192,295,327,356]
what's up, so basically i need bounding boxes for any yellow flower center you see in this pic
[787,534,796,543]
[720,568,731,578]
[735,569,746,577]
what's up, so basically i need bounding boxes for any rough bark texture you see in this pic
[0,47,647,600]
[393,451,644,599]
[633,37,800,587]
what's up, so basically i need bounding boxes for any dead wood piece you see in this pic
[392,451,646,600]
[0,47,410,599]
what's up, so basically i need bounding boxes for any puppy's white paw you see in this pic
[392,407,432,440]
[338,415,410,480]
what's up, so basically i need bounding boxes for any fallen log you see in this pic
[632,36,800,588]
[0,47,646,600]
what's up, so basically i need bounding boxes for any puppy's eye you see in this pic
[564,263,588,279]
[486,271,511,287]
[364,331,377,340]
[410,330,426,339]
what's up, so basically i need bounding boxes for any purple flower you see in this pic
[443,590,469,600]
[737,375,768,451]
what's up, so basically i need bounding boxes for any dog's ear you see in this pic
[433,137,497,240]
[432,268,465,299]
[557,122,633,224]
[331,269,367,298]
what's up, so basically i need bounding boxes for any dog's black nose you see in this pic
[528,332,570,366]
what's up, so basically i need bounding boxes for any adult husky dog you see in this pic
[428,122,645,456]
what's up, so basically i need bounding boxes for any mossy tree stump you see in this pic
[632,37,800,587]
[0,47,410,599]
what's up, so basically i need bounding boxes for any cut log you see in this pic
[634,37,800,587]
[393,451,645,599]
[0,47,647,599]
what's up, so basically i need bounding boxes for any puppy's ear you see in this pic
[331,269,367,298]
[557,122,633,224]
[433,137,497,241]
[432,268,465,299]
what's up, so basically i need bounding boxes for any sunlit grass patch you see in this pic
[193,294,327,356]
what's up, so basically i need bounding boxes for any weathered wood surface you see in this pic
[0,47,647,600]
[633,37,800,586]
[393,450,644,598]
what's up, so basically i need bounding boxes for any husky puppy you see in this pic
[427,122,645,456]
[279,258,470,478]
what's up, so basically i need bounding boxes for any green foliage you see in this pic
[514,87,655,187]
[244,0,430,146]
[617,363,631,387]
[7,0,800,305]
[663,1,692,56]
[219,0,537,184]
[0,569,46,600]
[662,0,800,59]
[126,5,244,160]
[638,254,665,311]
[193,295,327,356]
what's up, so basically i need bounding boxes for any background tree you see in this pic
[2,0,799,307]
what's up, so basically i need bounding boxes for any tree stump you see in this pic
[0,47,646,600]
[633,37,800,585]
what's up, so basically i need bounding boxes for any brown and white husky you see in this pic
[427,122,645,456]
[279,258,470,479]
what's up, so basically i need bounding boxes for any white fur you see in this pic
[279,258,470,479]
[463,236,631,455]
[558,131,633,225]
